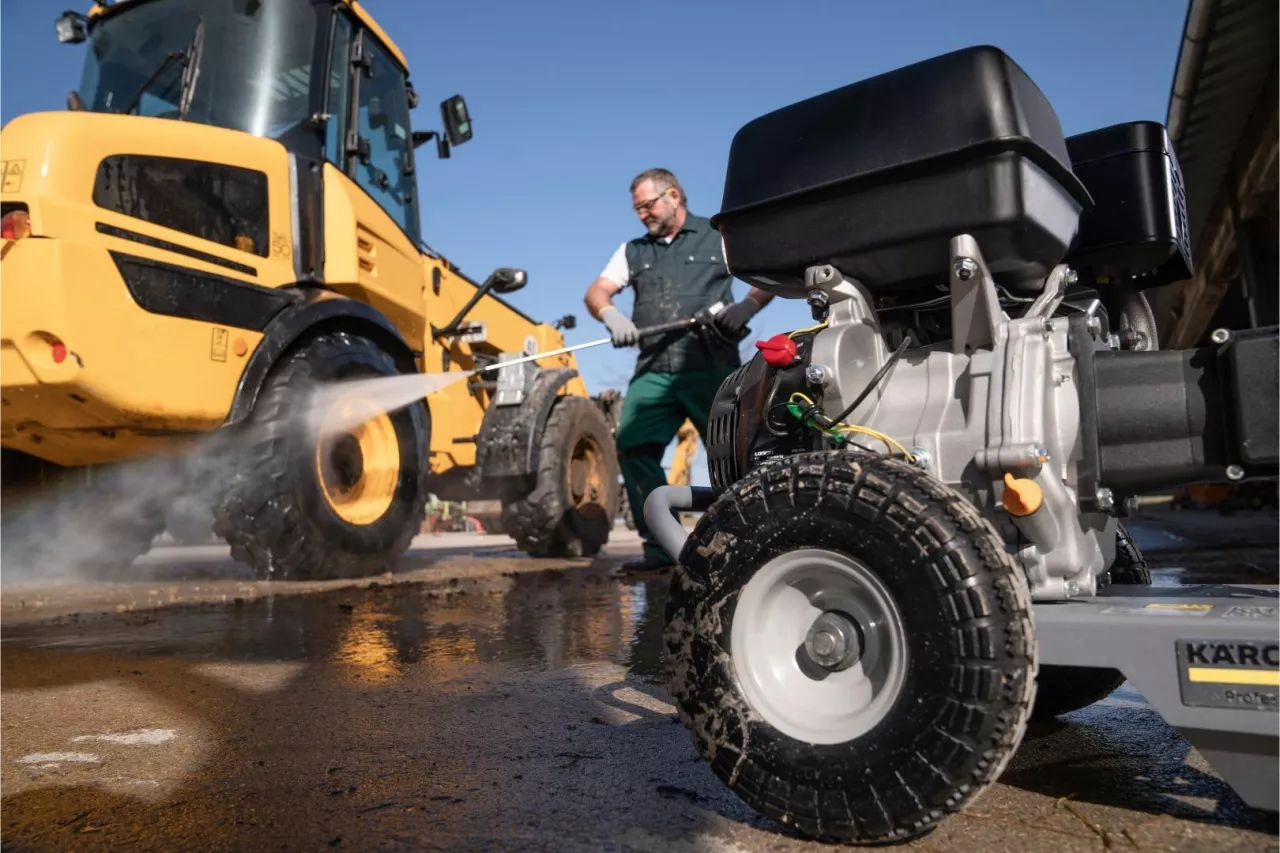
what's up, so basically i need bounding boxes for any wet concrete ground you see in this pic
[1,507,1277,852]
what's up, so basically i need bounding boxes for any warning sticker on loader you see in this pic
[2,160,25,193]
[211,328,229,362]
[1176,638,1280,711]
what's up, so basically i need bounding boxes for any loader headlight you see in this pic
[55,12,88,45]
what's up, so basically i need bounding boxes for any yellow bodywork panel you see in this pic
[322,161,429,347]
[0,111,293,466]
[3,107,591,479]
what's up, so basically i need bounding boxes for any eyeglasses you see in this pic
[633,190,672,214]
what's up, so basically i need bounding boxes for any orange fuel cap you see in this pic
[1002,472,1042,517]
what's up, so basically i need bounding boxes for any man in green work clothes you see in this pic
[584,168,775,572]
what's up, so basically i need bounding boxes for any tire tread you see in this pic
[502,395,618,559]
[665,450,1036,844]
[212,331,428,581]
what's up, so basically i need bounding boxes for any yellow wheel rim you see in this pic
[315,398,401,526]
[567,434,605,510]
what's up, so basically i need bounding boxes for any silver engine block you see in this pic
[803,234,1119,601]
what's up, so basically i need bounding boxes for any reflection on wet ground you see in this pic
[2,569,671,684]
[2,514,1278,851]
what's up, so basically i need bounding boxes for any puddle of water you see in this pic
[0,568,672,685]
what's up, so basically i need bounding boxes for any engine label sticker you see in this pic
[1176,637,1280,711]
[210,327,229,362]
[2,159,25,193]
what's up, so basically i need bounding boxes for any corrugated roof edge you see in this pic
[1166,0,1218,148]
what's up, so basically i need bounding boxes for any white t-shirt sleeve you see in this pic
[599,242,630,289]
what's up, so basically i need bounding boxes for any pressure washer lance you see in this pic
[473,300,748,374]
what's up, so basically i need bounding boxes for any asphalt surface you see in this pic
[1,507,1277,852]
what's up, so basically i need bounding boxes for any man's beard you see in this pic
[645,214,672,235]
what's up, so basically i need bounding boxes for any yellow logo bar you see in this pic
[1187,667,1280,687]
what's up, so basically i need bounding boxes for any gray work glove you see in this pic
[712,296,763,338]
[600,306,639,347]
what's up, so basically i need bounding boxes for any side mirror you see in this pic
[432,266,527,341]
[489,267,527,294]
[440,95,472,147]
[553,314,577,331]
[412,130,450,160]
[56,11,88,44]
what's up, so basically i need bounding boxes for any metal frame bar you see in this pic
[1038,584,1278,811]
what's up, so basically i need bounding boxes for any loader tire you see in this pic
[502,395,619,558]
[666,451,1036,845]
[213,331,429,581]
[1030,523,1150,720]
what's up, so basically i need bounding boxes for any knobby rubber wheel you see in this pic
[501,395,620,558]
[666,451,1036,844]
[1103,522,1152,586]
[1031,522,1151,720]
[213,331,429,581]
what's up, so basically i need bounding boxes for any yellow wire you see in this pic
[790,391,818,407]
[787,392,916,462]
[834,425,916,460]
[788,321,829,338]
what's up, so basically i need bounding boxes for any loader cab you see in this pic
[60,0,471,250]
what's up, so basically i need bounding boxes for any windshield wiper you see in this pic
[177,18,205,119]
[118,17,204,118]
[118,49,185,115]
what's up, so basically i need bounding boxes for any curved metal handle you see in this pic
[642,485,716,562]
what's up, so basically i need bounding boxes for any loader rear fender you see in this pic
[224,286,417,427]
[476,368,580,480]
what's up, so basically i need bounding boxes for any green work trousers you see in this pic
[615,367,736,562]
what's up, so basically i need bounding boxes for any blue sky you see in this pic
[1,0,1188,483]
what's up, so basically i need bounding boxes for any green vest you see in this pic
[624,213,740,375]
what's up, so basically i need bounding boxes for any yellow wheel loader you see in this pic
[0,0,619,580]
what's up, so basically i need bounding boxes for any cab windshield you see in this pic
[77,0,320,145]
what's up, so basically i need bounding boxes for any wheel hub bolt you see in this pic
[805,611,862,671]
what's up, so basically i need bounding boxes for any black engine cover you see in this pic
[706,333,826,494]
